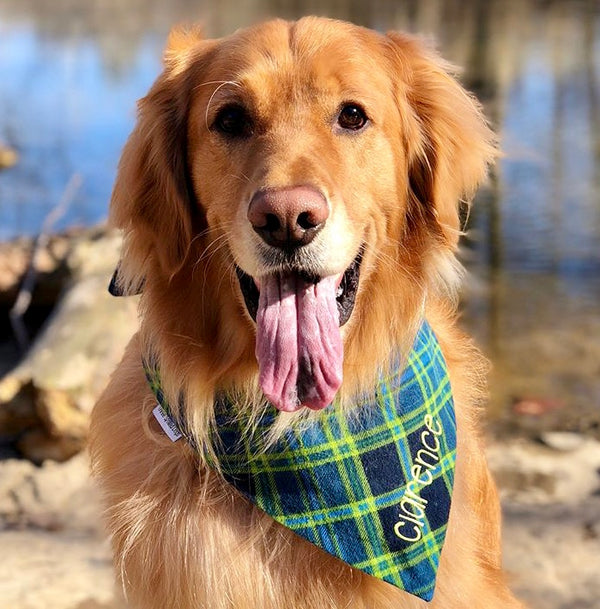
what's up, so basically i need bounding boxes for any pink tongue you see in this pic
[255,273,343,412]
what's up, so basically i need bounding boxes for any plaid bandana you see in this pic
[145,320,456,602]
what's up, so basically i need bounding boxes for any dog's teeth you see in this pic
[336,285,344,298]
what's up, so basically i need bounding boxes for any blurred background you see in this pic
[0,1,599,608]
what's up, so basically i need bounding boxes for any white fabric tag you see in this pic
[152,404,183,442]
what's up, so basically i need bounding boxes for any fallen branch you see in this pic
[9,174,82,352]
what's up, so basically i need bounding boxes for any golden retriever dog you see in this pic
[90,17,526,609]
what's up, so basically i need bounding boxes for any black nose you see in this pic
[247,186,329,249]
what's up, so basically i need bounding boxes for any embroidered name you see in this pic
[393,414,443,543]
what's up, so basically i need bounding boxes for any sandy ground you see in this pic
[0,436,598,609]
[490,437,600,609]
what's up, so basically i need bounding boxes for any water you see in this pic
[1,0,599,433]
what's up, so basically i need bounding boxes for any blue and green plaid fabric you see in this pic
[145,320,456,602]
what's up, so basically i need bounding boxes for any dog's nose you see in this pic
[248,186,329,249]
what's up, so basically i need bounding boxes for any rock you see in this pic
[487,437,600,505]
[16,427,85,464]
[0,452,100,531]
[36,388,89,438]
[0,381,38,435]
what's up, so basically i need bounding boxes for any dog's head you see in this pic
[111,18,495,412]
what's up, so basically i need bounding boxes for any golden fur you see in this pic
[90,17,526,608]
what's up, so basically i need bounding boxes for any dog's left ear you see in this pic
[386,33,498,248]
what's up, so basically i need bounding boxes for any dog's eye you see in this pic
[337,104,368,131]
[213,104,253,138]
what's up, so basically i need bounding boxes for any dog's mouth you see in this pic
[235,250,363,326]
[235,250,363,412]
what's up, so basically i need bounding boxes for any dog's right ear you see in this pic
[109,26,217,295]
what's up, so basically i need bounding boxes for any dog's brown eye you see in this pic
[337,104,368,131]
[214,104,253,138]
